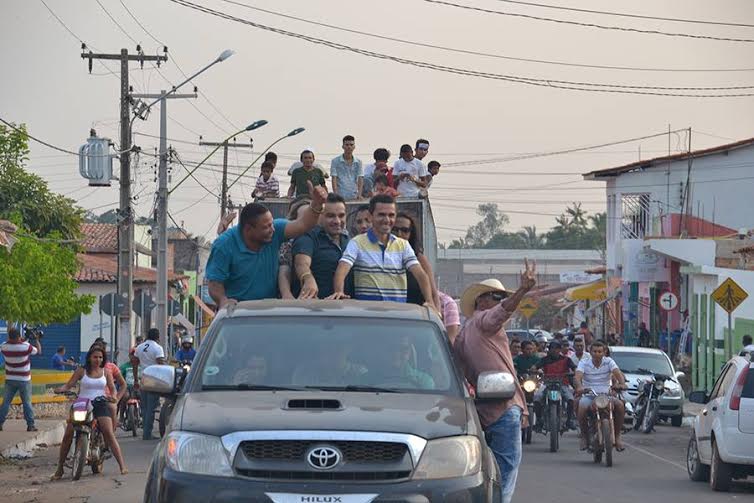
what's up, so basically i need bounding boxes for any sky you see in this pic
[2,0,754,245]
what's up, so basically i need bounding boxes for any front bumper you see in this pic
[153,467,496,503]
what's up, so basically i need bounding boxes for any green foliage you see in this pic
[446,202,606,251]
[0,122,95,324]
[0,237,94,324]
[0,123,83,240]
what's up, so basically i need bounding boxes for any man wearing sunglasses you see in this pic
[453,259,537,503]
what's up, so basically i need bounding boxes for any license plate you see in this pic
[266,494,378,503]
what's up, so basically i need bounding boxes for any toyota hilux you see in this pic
[141,300,515,503]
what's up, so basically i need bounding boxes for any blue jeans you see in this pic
[485,406,522,503]
[0,380,35,427]
[141,390,158,440]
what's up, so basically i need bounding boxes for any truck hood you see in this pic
[176,391,470,439]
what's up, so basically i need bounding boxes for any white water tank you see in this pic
[79,130,114,187]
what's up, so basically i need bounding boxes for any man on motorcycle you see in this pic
[574,340,627,451]
[513,340,540,376]
[175,336,196,363]
[533,341,577,431]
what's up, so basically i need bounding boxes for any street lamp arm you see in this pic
[226,127,305,191]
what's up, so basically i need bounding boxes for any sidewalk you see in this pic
[0,419,66,458]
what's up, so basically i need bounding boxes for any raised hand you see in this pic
[307,180,328,209]
[216,211,237,235]
[521,258,537,291]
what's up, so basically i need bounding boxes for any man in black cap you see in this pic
[534,340,578,430]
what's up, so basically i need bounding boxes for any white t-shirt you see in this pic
[393,158,428,197]
[569,351,589,368]
[135,340,165,369]
[742,344,754,355]
[577,356,619,394]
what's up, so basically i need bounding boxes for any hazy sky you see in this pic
[3,0,754,244]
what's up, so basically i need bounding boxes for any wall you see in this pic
[78,283,117,355]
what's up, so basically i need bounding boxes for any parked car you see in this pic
[141,300,516,503]
[609,347,685,427]
[686,355,754,491]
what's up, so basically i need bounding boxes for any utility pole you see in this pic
[131,90,197,354]
[82,47,167,364]
[198,138,254,218]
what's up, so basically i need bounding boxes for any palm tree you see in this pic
[517,225,545,249]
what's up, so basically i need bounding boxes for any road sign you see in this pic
[99,293,127,317]
[518,297,539,319]
[658,291,678,311]
[133,294,156,317]
[712,277,748,314]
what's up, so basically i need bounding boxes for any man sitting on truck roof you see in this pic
[328,194,438,312]
[205,182,328,307]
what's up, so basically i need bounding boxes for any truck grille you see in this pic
[235,469,411,481]
[240,440,407,463]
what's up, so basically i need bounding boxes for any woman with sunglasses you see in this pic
[393,212,440,309]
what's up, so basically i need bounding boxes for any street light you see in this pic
[169,120,268,194]
[226,127,306,191]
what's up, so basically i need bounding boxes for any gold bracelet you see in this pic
[310,204,324,214]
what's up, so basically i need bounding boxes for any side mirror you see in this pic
[476,371,516,400]
[688,390,708,405]
[141,365,177,394]
[674,371,686,381]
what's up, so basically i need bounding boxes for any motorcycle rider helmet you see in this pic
[535,332,548,344]
[180,335,193,346]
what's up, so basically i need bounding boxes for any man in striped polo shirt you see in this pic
[329,194,437,310]
[0,327,42,431]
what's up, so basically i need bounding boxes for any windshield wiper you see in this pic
[305,385,403,393]
[202,384,309,391]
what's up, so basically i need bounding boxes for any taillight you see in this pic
[729,365,749,410]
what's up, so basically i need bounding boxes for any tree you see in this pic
[0,122,94,324]
[449,203,509,248]
[518,225,545,249]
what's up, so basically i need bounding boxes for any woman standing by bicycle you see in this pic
[52,346,128,479]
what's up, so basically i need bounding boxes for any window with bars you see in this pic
[621,193,651,239]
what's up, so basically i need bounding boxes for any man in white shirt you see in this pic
[0,327,42,431]
[393,144,429,198]
[134,328,166,440]
[569,336,589,367]
[574,340,626,451]
[740,334,754,356]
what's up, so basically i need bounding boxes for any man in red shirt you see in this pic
[0,327,42,431]
[534,341,577,430]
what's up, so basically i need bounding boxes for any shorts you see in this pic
[92,397,112,418]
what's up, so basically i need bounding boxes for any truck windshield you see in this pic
[198,317,460,395]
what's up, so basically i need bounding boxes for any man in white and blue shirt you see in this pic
[330,135,363,200]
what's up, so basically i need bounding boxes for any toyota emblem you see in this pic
[307,445,342,470]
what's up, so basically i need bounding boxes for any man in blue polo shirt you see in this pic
[206,182,327,307]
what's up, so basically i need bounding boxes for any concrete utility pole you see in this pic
[82,48,167,364]
[131,90,197,353]
[198,138,254,218]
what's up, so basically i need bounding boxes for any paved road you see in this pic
[516,422,754,502]
[3,422,753,502]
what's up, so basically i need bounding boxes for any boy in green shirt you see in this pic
[514,340,541,376]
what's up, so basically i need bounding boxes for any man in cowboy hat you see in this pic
[454,259,536,503]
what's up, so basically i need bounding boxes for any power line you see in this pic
[170,149,222,198]
[215,0,754,73]
[489,0,754,29]
[424,0,754,44]
[167,0,754,97]
[95,0,139,44]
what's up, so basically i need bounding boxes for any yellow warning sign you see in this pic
[712,277,748,314]
[518,297,539,319]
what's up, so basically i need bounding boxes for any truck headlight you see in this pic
[664,386,681,397]
[72,410,87,422]
[165,432,233,477]
[413,436,481,480]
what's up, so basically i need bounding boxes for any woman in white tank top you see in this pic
[52,346,128,479]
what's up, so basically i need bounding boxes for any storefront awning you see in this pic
[565,280,607,302]
[585,288,622,314]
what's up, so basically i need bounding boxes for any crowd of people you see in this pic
[248,137,442,202]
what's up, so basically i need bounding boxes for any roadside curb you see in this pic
[1,421,66,459]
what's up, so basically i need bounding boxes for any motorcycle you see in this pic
[120,387,142,437]
[158,359,191,438]
[582,388,623,467]
[56,391,111,480]
[540,376,570,453]
[519,373,540,445]
[633,369,672,434]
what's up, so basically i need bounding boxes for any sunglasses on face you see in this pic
[482,292,507,301]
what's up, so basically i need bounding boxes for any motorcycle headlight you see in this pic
[523,380,537,393]
[72,410,87,422]
[165,432,233,477]
[413,436,481,480]
[594,395,610,409]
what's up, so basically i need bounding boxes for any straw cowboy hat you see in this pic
[460,278,510,318]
